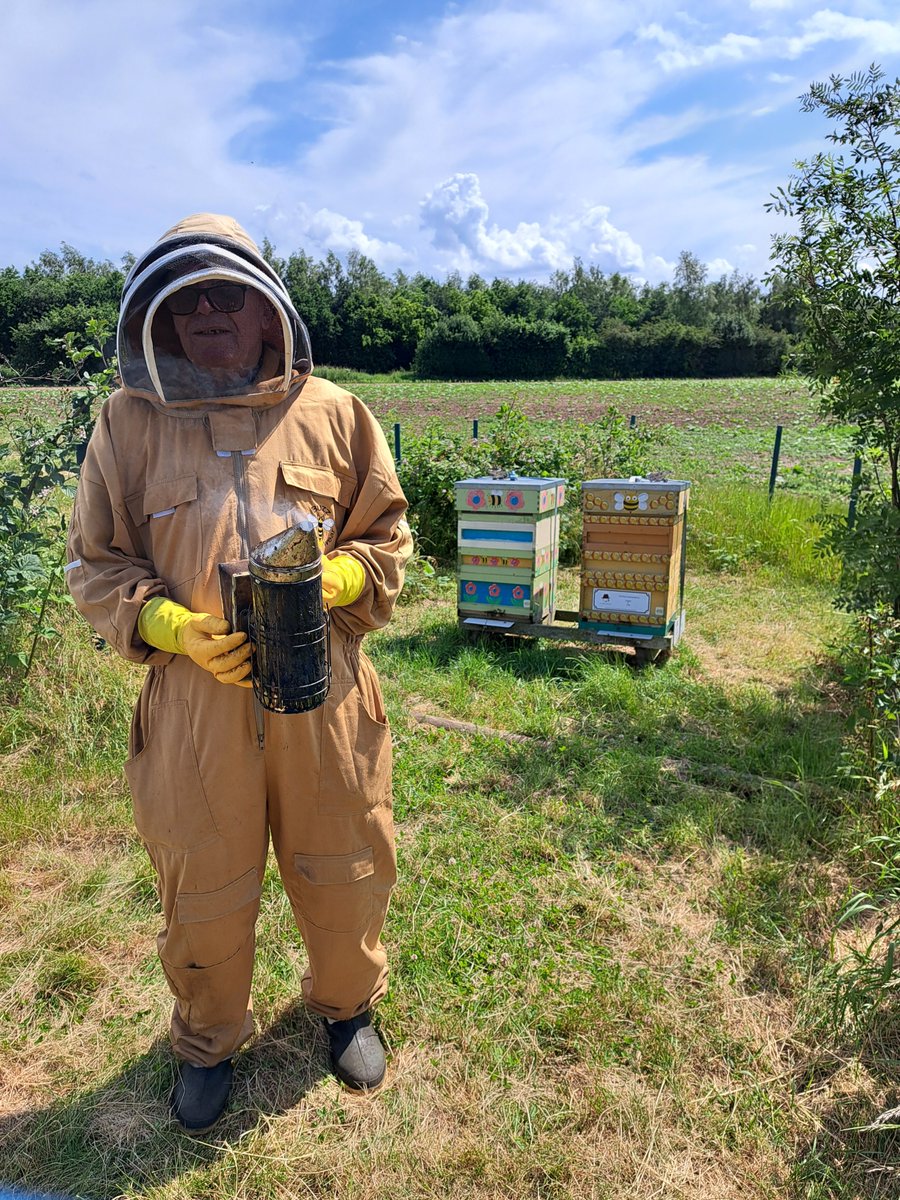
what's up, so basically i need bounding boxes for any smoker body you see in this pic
[454,475,565,624]
[579,478,690,643]
[219,524,331,714]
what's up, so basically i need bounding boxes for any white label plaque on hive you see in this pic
[592,588,650,614]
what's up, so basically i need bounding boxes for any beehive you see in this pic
[455,475,566,623]
[580,477,690,639]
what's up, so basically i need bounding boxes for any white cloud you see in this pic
[786,9,900,57]
[642,7,900,74]
[640,23,761,71]
[420,174,647,276]
[0,0,304,262]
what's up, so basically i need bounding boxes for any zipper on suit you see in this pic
[231,449,266,751]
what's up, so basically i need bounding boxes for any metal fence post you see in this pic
[768,425,783,501]
[473,419,479,441]
[848,455,863,529]
[393,422,401,464]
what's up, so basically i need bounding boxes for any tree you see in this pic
[671,250,708,326]
[768,65,900,615]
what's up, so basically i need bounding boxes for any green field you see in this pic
[13,373,858,501]
[0,377,893,1200]
[322,372,857,501]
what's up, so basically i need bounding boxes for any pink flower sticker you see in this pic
[488,583,500,598]
[464,581,477,595]
[506,489,524,509]
[512,586,524,600]
[467,489,485,508]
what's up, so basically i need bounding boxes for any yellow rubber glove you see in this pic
[321,554,365,608]
[138,597,253,686]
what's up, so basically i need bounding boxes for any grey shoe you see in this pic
[170,1058,233,1131]
[325,1013,386,1091]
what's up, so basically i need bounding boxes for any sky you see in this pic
[3,0,900,287]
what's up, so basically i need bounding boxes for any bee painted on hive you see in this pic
[614,491,649,513]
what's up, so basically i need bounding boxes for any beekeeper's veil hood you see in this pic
[118,213,312,405]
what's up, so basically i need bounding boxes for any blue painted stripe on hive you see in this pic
[460,528,533,543]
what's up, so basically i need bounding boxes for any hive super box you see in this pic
[580,478,690,641]
[455,476,566,623]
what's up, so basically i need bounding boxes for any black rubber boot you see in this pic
[170,1058,234,1131]
[325,1014,386,1091]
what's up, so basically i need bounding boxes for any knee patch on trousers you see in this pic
[292,847,374,933]
[170,867,261,968]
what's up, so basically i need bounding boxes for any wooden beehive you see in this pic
[580,477,690,640]
[455,475,566,624]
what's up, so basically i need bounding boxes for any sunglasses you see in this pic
[164,284,248,316]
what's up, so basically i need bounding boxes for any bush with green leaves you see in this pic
[0,318,115,684]
[412,313,494,379]
[769,66,900,615]
[806,615,900,1040]
[396,400,654,564]
[12,300,118,382]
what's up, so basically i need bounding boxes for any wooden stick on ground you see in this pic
[411,709,552,750]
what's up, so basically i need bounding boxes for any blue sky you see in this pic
[2,0,900,286]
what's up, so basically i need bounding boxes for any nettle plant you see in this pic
[0,318,115,685]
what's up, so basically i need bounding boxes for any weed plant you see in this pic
[397,399,652,563]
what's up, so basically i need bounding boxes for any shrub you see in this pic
[413,314,490,379]
[0,320,115,685]
[11,301,117,381]
[396,401,654,564]
[481,315,569,380]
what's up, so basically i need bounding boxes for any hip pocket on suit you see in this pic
[317,667,391,816]
[125,699,219,851]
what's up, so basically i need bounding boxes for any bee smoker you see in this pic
[219,523,331,713]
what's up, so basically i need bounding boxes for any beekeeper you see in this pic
[66,213,411,1131]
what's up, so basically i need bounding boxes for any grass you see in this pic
[0,377,895,1198]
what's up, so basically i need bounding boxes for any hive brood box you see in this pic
[455,476,566,624]
[580,477,690,640]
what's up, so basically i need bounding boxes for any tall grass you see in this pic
[688,482,839,585]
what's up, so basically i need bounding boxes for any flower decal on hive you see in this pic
[488,556,500,567]
[557,484,565,506]
[508,557,520,568]
[464,581,477,596]
[539,490,550,510]
[488,583,500,598]
[470,555,482,566]
[505,489,524,510]
[466,489,485,508]
[512,586,524,600]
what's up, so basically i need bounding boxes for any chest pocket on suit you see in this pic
[278,462,356,552]
[125,473,202,587]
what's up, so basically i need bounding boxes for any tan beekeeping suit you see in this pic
[66,214,412,1067]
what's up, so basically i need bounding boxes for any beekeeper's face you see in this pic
[166,282,271,375]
